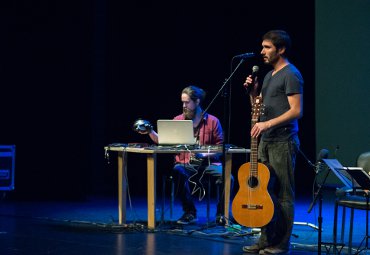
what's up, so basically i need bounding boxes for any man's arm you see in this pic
[251,93,302,138]
[148,130,159,144]
[243,75,260,105]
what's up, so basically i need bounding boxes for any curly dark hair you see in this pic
[263,30,292,57]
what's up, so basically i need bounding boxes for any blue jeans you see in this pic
[257,135,299,250]
[173,162,234,215]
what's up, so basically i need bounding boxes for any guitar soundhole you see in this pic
[247,176,259,188]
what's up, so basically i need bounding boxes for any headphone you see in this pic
[132,119,153,134]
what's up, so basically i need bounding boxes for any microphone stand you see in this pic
[298,147,326,254]
[308,169,332,255]
[202,58,246,224]
[202,58,245,118]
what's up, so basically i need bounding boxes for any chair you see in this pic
[203,164,223,223]
[358,152,370,173]
[161,164,225,224]
[333,151,370,254]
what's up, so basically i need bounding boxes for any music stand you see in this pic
[336,166,370,254]
[321,159,355,189]
[308,159,352,254]
[335,167,370,190]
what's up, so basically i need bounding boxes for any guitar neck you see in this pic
[249,95,263,177]
[250,118,258,176]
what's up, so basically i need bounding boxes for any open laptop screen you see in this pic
[157,120,195,145]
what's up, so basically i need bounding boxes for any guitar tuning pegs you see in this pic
[260,104,266,115]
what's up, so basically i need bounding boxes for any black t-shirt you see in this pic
[260,64,304,141]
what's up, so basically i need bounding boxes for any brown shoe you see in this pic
[262,247,290,255]
[243,244,264,253]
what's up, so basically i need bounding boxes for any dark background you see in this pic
[0,0,315,200]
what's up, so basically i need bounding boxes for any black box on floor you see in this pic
[0,145,16,191]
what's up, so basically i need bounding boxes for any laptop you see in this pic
[157,120,196,145]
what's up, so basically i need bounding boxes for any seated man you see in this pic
[143,85,232,224]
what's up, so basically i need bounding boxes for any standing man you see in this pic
[242,30,303,255]
[145,85,226,224]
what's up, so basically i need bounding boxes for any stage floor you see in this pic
[0,192,368,254]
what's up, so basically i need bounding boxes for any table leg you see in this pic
[147,153,157,229]
[224,154,232,224]
[118,151,128,225]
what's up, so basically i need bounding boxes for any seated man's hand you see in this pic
[137,129,151,135]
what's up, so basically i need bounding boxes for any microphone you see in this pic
[315,148,329,174]
[233,52,255,59]
[334,145,340,158]
[251,65,259,81]
[245,65,259,94]
[307,148,330,213]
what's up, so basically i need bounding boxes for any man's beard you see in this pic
[264,53,279,65]
[183,108,195,120]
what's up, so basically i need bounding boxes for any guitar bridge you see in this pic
[241,204,263,210]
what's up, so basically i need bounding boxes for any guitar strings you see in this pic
[247,118,257,225]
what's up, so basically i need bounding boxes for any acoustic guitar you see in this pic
[231,96,274,228]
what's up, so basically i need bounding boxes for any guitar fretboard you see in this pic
[250,118,258,177]
[249,96,263,177]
